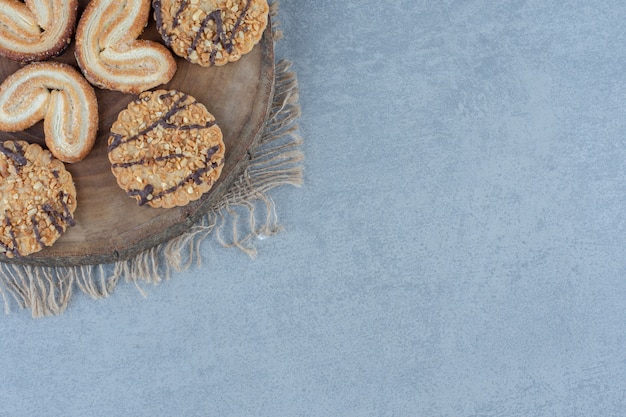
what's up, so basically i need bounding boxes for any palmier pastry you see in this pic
[0,62,98,163]
[153,0,269,67]
[0,0,78,62]
[75,0,177,94]
[107,90,225,208]
[0,140,77,258]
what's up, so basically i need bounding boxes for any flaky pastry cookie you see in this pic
[0,0,78,62]
[0,62,98,163]
[153,0,269,67]
[0,140,77,258]
[75,0,177,94]
[108,90,225,208]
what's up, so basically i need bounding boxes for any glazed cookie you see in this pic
[153,0,269,67]
[0,140,77,258]
[75,0,177,94]
[0,62,98,163]
[0,0,78,62]
[107,90,225,208]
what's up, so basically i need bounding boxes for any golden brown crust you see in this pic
[0,140,77,258]
[75,0,177,94]
[0,0,78,62]
[0,62,98,163]
[108,89,225,208]
[153,0,269,67]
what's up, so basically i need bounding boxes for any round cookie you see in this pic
[0,140,77,258]
[107,90,225,208]
[153,0,269,67]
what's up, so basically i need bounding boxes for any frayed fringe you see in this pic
[269,1,284,41]
[0,57,303,317]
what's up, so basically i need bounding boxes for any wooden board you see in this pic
[0,4,275,266]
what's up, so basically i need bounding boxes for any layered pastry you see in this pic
[75,0,177,94]
[0,0,78,62]
[0,62,98,163]
[153,0,269,67]
[0,140,77,258]
[107,89,225,208]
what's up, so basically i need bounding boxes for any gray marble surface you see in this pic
[2,1,626,415]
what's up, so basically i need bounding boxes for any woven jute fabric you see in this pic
[0,10,303,317]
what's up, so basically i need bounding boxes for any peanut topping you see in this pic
[0,140,76,258]
[108,90,225,208]
[153,0,269,66]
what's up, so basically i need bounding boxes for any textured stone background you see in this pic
[2,1,626,415]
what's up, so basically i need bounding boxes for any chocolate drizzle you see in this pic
[128,184,154,205]
[0,215,20,257]
[189,10,220,57]
[127,145,223,206]
[0,141,27,167]
[112,153,185,169]
[229,0,253,45]
[160,120,216,131]
[190,145,220,184]
[153,0,172,46]
[0,159,74,257]
[153,0,254,65]
[42,191,76,234]
[31,215,44,249]
[0,240,16,257]
[185,0,253,64]
[172,0,188,29]
[108,92,216,152]
[207,0,253,65]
